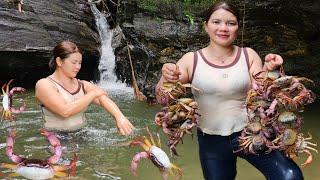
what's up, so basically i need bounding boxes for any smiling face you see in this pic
[205,8,239,47]
[57,52,82,78]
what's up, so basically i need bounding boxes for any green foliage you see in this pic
[137,0,215,12]
[184,12,195,25]
[137,0,215,23]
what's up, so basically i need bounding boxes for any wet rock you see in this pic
[0,0,99,87]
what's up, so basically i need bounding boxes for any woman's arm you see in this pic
[82,81,134,135]
[35,78,105,118]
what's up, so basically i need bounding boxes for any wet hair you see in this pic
[205,1,240,24]
[48,41,82,70]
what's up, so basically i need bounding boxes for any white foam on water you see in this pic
[89,3,134,98]
[81,127,128,146]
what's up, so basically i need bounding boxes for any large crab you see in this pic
[0,128,77,179]
[129,127,182,180]
[1,79,26,121]
[157,82,199,105]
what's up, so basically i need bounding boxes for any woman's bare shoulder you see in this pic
[35,78,55,91]
[36,78,49,87]
[178,51,197,66]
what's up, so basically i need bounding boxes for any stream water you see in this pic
[0,91,319,180]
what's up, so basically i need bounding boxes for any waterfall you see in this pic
[89,3,133,97]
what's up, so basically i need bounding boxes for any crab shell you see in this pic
[251,135,266,152]
[2,94,9,110]
[267,70,281,80]
[282,129,297,146]
[149,146,171,169]
[277,111,297,123]
[15,160,54,180]
[273,76,293,87]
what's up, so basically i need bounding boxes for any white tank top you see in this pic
[41,77,87,132]
[191,47,251,136]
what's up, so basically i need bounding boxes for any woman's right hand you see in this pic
[161,63,181,82]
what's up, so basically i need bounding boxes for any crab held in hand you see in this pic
[0,128,77,179]
[1,79,26,121]
[129,127,182,179]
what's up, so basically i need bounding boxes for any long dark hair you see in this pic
[205,1,240,24]
[49,41,81,70]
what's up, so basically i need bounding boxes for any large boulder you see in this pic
[0,0,100,87]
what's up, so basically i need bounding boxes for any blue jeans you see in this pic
[197,129,303,180]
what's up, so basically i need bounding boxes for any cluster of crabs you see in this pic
[238,67,318,167]
[0,80,77,179]
[155,82,200,156]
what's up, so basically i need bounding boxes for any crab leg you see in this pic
[40,129,62,164]
[6,128,24,163]
[156,133,161,148]
[305,141,317,147]
[0,163,17,169]
[130,136,150,151]
[68,153,78,177]
[146,127,156,146]
[9,87,26,114]
[304,146,318,153]
[169,163,182,176]
[6,79,14,93]
[1,83,5,94]
[130,152,149,176]
[301,150,313,167]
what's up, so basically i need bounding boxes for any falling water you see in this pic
[89,3,133,98]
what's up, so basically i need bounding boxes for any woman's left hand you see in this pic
[115,116,135,136]
[264,53,283,71]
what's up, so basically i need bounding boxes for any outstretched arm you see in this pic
[82,81,134,135]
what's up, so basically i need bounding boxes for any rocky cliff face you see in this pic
[0,0,100,87]
[116,0,320,100]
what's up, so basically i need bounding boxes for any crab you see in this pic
[273,111,303,133]
[167,119,198,156]
[238,132,268,154]
[1,79,26,121]
[281,130,318,167]
[0,128,77,179]
[157,82,199,105]
[266,76,314,99]
[129,127,182,179]
[154,97,200,156]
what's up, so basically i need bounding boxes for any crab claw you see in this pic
[40,129,62,164]
[68,153,78,177]
[6,128,24,163]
